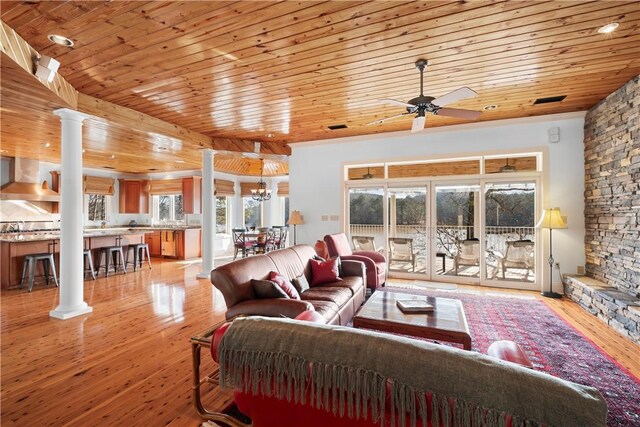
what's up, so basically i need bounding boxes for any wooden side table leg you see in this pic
[191,338,249,427]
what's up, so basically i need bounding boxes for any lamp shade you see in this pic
[288,210,304,225]
[536,208,567,229]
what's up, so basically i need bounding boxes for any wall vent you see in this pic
[534,95,566,105]
[328,124,348,130]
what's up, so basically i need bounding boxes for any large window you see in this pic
[283,197,290,225]
[216,196,230,233]
[154,194,184,222]
[86,194,110,222]
[243,197,262,228]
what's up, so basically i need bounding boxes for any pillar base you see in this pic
[196,271,212,279]
[50,304,93,320]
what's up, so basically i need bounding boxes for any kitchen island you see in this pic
[0,226,202,289]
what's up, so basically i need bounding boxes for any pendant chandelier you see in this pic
[251,159,272,202]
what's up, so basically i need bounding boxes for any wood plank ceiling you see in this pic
[1,1,639,174]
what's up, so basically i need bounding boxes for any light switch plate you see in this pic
[577,265,585,275]
[321,215,329,221]
[329,215,339,221]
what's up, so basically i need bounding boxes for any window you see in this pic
[243,197,262,228]
[216,196,230,233]
[86,194,110,222]
[153,194,184,222]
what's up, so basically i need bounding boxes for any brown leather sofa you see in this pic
[210,245,366,325]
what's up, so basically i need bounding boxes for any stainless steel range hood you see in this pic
[0,158,60,202]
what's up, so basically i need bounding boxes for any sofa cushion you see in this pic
[251,279,289,299]
[303,300,339,322]
[320,275,363,296]
[292,274,310,293]
[269,271,300,300]
[310,258,342,286]
[300,287,352,308]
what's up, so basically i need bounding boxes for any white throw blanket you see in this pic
[218,317,607,427]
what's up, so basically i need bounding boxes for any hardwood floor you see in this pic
[1,258,638,426]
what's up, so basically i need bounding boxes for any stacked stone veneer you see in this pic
[566,75,640,344]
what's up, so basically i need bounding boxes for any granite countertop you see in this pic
[0,229,152,243]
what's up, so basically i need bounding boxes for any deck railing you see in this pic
[349,224,535,257]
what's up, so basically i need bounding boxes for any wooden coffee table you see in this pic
[353,291,472,350]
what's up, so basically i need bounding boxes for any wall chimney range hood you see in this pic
[0,158,60,201]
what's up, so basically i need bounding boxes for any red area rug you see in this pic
[381,286,640,426]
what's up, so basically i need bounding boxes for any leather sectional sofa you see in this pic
[210,245,366,325]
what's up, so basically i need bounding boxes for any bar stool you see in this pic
[97,246,127,277]
[83,249,96,280]
[20,253,58,292]
[125,243,152,272]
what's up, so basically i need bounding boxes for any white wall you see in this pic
[289,112,586,292]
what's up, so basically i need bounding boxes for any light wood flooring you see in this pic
[1,258,638,426]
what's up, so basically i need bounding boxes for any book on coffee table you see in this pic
[396,299,435,313]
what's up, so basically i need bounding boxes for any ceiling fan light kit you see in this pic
[369,58,483,132]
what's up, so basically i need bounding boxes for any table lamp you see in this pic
[288,210,304,245]
[536,208,567,298]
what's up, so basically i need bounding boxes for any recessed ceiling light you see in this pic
[265,133,275,138]
[82,149,86,153]
[175,160,185,163]
[43,142,51,148]
[48,34,74,47]
[0,149,7,153]
[483,105,498,111]
[110,154,115,159]
[597,23,619,34]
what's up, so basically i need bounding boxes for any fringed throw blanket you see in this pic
[217,317,607,427]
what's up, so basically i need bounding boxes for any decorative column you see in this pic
[50,109,92,320]
[197,149,216,279]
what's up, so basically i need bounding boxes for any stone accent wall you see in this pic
[583,76,640,297]
[564,276,639,344]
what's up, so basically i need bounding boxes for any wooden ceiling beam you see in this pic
[0,19,77,109]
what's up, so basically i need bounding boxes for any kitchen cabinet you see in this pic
[145,230,161,257]
[177,228,201,260]
[118,179,149,214]
[182,177,201,214]
[161,230,176,257]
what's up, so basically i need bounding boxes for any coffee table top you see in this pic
[353,291,471,342]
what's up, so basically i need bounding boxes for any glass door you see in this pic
[432,183,481,283]
[483,181,538,288]
[387,187,428,277]
[348,187,385,255]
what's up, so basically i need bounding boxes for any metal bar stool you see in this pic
[20,253,59,292]
[97,246,127,277]
[83,249,96,280]
[125,243,152,272]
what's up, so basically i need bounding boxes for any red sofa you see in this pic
[324,233,387,290]
[209,315,607,427]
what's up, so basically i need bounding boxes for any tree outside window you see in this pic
[243,198,261,228]
[87,194,108,221]
[155,194,184,222]
[216,196,228,233]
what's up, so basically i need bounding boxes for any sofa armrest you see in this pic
[341,259,366,280]
[225,298,314,320]
[353,250,386,263]
[340,254,377,276]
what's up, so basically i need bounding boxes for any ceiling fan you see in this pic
[368,59,482,132]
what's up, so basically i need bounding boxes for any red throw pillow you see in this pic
[310,257,343,286]
[269,271,300,300]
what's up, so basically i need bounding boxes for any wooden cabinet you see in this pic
[177,228,201,260]
[145,231,161,256]
[118,179,149,214]
[182,177,201,214]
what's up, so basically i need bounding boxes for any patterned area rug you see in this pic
[381,286,640,427]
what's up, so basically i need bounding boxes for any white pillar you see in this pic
[197,149,216,278]
[50,109,93,320]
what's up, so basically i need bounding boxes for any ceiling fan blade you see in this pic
[411,115,426,133]
[437,107,482,120]
[366,112,412,125]
[379,98,414,108]
[432,87,477,107]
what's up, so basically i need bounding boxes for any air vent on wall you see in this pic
[533,95,566,105]
[328,124,348,130]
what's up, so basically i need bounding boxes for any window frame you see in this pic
[152,194,185,223]
[216,195,231,234]
[242,196,263,228]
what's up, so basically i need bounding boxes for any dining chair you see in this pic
[232,228,257,260]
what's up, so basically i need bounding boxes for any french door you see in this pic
[346,177,540,290]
